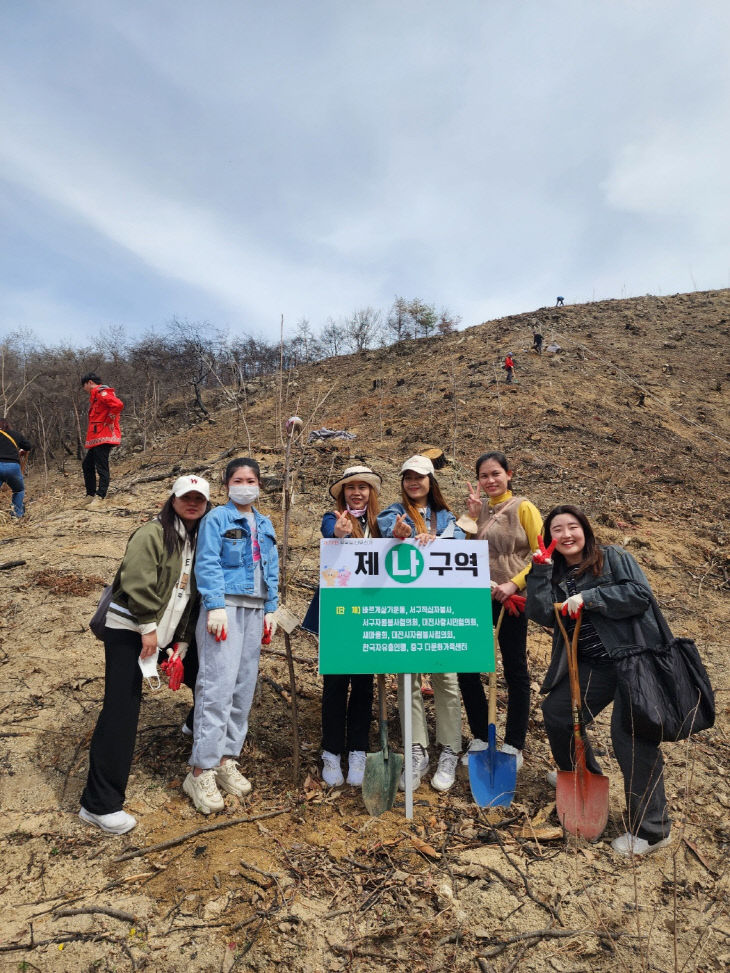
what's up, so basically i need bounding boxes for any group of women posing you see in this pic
[80,450,672,857]
[80,459,278,834]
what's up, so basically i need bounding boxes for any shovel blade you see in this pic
[468,748,517,808]
[556,769,610,841]
[362,750,404,817]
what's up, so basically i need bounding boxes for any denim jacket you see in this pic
[526,545,662,692]
[195,501,279,613]
[377,503,465,539]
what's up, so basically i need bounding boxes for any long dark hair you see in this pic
[543,504,603,578]
[335,488,381,538]
[158,495,210,554]
[224,456,261,485]
[475,450,514,488]
[399,473,451,535]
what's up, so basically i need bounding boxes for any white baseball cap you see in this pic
[400,455,434,477]
[171,474,210,500]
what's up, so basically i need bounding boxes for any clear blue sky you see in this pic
[1,0,729,346]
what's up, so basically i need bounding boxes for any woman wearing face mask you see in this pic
[318,466,382,788]
[526,505,671,857]
[79,476,210,835]
[460,451,542,771]
[377,455,465,793]
[185,458,279,814]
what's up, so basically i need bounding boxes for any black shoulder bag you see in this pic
[616,594,715,743]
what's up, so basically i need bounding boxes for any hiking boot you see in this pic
[321,750,344,787]
[79,806,137,835]
[460,738,488,766]
[399,744,429,791]
[500,744,523,772]
[183,769,225,814]
[346,750,367,787]
[431,746,459,792]
[611,831,672,858]
[215,759,252,797]
[546,770,558,787]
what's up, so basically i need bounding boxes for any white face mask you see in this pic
[229,484,259,505]
[138,653,161,691]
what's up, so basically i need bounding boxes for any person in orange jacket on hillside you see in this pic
[80,372,124,509]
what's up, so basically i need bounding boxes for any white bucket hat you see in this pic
[400,455,434,477]
[171,474,210,500]
[329,465,382,500]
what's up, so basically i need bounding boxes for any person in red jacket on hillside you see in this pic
[80,372,124,509]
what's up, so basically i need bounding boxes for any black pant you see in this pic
[458,601,530,750]
[542,662,670,841]
[321,674,373,754]
[82,444,113,498]
[81,628,144,814]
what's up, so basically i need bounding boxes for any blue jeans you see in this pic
[0,461,25,517]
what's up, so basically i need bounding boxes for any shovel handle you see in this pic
[488,606,506,726]
[377,673,389,756]
[554,603,583,730]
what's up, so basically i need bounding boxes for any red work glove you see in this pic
[532,535,557,565]
[503,594,527,616]
[161,655,184,691]
[561,594,584,618]
[261,622,272,645]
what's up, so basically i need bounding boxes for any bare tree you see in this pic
[344,306,381,353]
[318,318,347,358]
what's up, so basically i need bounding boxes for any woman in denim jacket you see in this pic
[185,458,279,814]
[526,504,671,857]
[377,455,465,794]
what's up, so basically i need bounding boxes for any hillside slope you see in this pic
[1,289,728,972]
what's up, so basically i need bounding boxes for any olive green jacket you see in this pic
[108,519,198,642]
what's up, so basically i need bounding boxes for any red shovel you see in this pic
[553,604,609,841]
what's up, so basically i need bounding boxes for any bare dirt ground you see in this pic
[1,290,729,972]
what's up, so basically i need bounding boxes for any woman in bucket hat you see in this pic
[317,466,382,787]
[377,455,466,793]
[80,475,210,834]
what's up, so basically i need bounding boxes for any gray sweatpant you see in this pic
[191,605,264,770]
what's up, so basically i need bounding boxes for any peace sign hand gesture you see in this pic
[333,510,353,538]
[532,535,557,565]
[465,481,483,520]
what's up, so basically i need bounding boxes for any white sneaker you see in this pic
[181,722,193,738]
[460,738,488,766]
[399,744,429,791]
[500,744,524,772]
[215,759,252,797]
[79,806,137,835]
[183,769,225,814]
[346,750,367,787]
[87,496,107,510]
[321,750,344,787]
[431,746,459,792]
[546,769,558,787]
[611,831,672,857]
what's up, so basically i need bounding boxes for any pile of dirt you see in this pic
[0,289,728,972]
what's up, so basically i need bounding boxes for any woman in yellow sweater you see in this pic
[460,451,542,770]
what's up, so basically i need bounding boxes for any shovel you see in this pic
[362,674,404,817]
[468,606,517,807]
[553,604,609,841]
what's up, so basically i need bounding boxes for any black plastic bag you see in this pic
[616,599,715,743]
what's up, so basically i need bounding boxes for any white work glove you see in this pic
[264,612,278,638]
[167,641,188,662]
[207,608,228,641]
[561,594,584,618]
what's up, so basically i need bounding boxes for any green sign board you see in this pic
[318,538,494,675]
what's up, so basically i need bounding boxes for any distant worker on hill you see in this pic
[532,332,543,354]
[556,296,565,307]
[80,372,124,509]
[0,417,32,519]
[503,353,515,384]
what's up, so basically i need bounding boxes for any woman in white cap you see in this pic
[318,465,382,787]
[80,475,210,834]
[186,458,279,814]
[378,455,466,793]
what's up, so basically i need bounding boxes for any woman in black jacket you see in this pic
[526,504,671,857]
